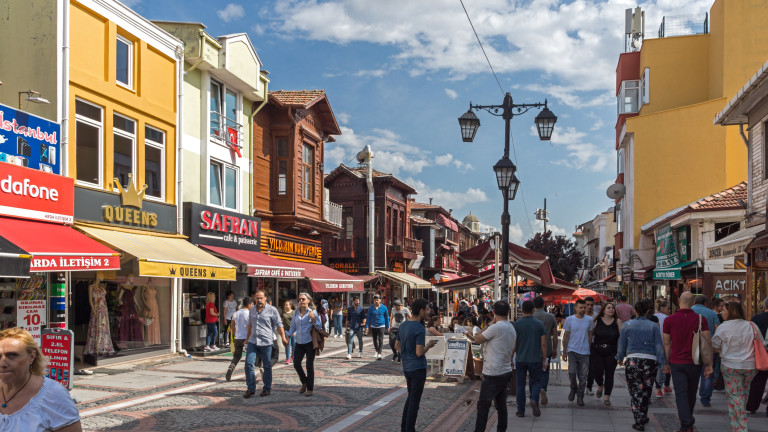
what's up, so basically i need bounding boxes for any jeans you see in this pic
[294,341,316,391]
[370,327,385,354]
[206,322,218,347]
[567,352,590,399]
[746,369,768,412]
[333,314,343,336]
[347,328,364,355]
[285,334,295,361]
[402,368,427,432]
[625,358,658,426]
[475,371,513,432]
[515,361,542,414]
[591,352,617,396]
[656,368,671,389]
[699,364,714,405]
[389,328,400,360]
[670,363,702,430]
[540,360,551,391]
[245,343,273,392]
[227,339,245,372]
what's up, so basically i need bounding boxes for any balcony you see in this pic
[388,237,423,260]
[434,256,459,271]
[324,200,342,228]
[323,237,358,259]
[657,13,708,38]
[210,111,243,152]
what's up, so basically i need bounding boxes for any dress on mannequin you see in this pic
[118,285,144,348]
[84,282,115,355]
[143,286,161,345]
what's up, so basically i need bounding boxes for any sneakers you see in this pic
[346,354,352,360]
[225,368,233,382]
[655,389,663,398]
[586,389,594,396]
[664,386,673,394]
[530,401,541,417]
[540,389,548,406]
[211,345,219,351]
[377,353,382,360]
[285,359,291,365]
[203,346,212,352]
[568,388,576,402]
[357,352,362,358]
[305,390,313,396]
[577,398,584,406]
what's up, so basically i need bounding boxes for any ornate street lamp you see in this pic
[493,157,516,190]
[534,102,557,141]
[508,174,520,201]
[458,109,480,142]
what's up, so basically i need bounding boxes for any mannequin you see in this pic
[84,281,115,356]
[142,283,160,346]
[118,277,144,349]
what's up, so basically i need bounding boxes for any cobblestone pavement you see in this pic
[73,338,762,432]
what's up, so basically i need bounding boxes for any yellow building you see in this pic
[614,0,768,287]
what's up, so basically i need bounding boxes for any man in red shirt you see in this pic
[662,291,713,432]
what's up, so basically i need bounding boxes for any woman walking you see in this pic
[591,302,622,405]
[331,296,344,338]
[654,299,673,397]
[287,293,322,396]
[282,300,295,365]
[713,302,763,431]
[617,300,665,431]
[204,292,219,351]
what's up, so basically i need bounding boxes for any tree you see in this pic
[525,231,585,282]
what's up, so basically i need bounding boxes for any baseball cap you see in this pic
[393,299,402,306]
[373,294,381,299]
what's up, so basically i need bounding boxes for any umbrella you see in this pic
[572,288,610,302]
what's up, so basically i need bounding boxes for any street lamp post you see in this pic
[458,92,557,306]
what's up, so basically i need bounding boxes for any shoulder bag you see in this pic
[751,322,768,371]
[692,314,713,366]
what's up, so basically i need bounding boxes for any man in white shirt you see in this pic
[468,301,517,432]
[226,297,253,382]
[562,299,593,406]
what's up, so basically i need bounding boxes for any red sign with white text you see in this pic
[42,329,74,390]
[30,255,121,272]
[0,163,74,223]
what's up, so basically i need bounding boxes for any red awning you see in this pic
[431,272,461,284]
[201,245,305,278]
[436,214,458,232]
[301,262,364,292]
[0,217,120,271]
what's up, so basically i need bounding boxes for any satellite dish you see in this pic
[606,183,626,200]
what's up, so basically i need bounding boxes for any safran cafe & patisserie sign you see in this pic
[184,202,261,252]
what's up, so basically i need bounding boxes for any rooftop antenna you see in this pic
[625,6,645,52]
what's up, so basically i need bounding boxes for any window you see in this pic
[116,35,133,88]
[617,80,640,115]
[113,113,136,188]
[640,68,650,105]
[617,147,624,175]
[276,139,289,195]
[715,222,739,242]
[210,79,241,145]
[209,160,237,209]
[144,126,165,199]
[301,143,314,201]
[75,100,103,186]
[343,207,353,239]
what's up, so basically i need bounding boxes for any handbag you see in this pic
[692,315,713,366]
[750,322,768,371]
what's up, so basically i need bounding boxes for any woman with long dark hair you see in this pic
[286,293,321,396]
[591,302,622,405]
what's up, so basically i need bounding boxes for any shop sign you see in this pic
[17,300,46,344]
[138,261,237,280]
[329,261,359,274]
[655,224,679,268]
[42,328,74,390]
[0,163,73,223]
[249,267,305,278]
[74,182,176,233]
[391,260,405,273]
[653,268,681,280]
[184,202,261,252]
[261,229,321,264]
[30,255,120,272]
[632,270,647,280]
[0,103,61,174]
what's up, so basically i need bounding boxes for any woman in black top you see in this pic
[591,302,622,405]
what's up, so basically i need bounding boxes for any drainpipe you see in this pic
[249,76,269,216]
[175,43,186,356]
[740,124,752,214]
[61,0,69,176]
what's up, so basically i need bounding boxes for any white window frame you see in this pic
[617,147,625,175]
[74,98,104,188]
[144,125,165,202]
[112,113,137,192]
[617,80,640,115]
[209,78,242,147]
[116,34,133,90]
[208,158,239,210]
[640,68,650,105]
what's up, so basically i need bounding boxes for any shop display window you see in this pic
[0,274,48,330]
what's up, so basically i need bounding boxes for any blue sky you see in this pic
[127,0,712,243]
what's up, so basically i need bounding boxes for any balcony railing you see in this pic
[657,13,708,38]
[324,200,342,227]
[323,237,357,257]
[388,237,423,255]
[210,111,243,150]
[434,257,459,270]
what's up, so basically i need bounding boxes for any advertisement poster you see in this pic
[443,339,468,376]
[17,299,47,344]
[42,329,74,390]
[182,293,190,318]
[655,224,679,269]
[0,103,61,174]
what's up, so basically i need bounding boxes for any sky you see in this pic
[127,0,713,243]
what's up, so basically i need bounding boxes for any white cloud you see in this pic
[541,125,613,172]
[434,153,473,173]
[404,177,489,212]
[596,179,614,191]
[270,0,713,106]
[217,3,245,22]
[353,69,387,77]
[508,223,525,244]
[444,88,458,99]
[335,112,351,125]
[534,220,568,236]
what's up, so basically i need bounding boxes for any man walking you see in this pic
[562,299,593,406]
[513,301,547,417]
[691,295,720,407]
[585,296,596,395]
[471,300,516,431]
[533,296,558,405]
[244,290,288,398]
[346,296,366,359]
[662,291,713,432]
[395,298,436,432]
[366,294,389,360]
[390,300,411,363]
[616,295,634,323]
[226,297,253,381]
[748,297,768,413]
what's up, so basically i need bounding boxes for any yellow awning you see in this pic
[77,225,236,281]
[376,271,432,289]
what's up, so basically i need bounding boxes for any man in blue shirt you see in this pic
[395,298,436,432]
[244,290,288,398]
[513,300,547,417]
[366,294,390,360]
[345,296,367,359]
[691,295,720,407]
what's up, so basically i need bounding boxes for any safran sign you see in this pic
[0,103,61,174]
[184,203,261,252]
[0,163,73,223]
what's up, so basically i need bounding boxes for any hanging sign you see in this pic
[0,103,61,174]
[184,202,261,252]
[17,299,47,344]
[0,163,74,223]
[42,328,74,390]
[655,224,679,269]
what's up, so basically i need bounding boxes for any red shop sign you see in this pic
[0,163,74,223]
[42,328,74,390]
[30,255,121,272]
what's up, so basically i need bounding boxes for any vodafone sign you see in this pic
[0,163,73,223]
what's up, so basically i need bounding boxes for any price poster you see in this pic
[443,339,469,376]
[42,329,74,390]
[17,299,47,344]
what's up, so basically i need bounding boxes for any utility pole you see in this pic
[535,198,549,233]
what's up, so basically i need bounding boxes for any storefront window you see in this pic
[753,271,768,317]
[0,274,48,335]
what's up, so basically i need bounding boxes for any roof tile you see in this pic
[269,90,325,107]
